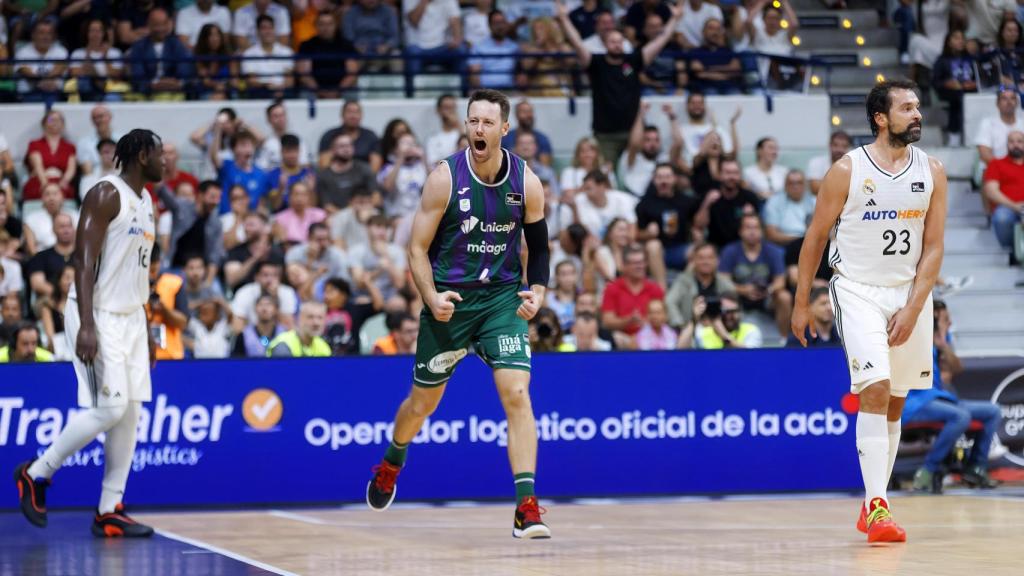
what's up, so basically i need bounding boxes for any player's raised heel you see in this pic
[13,460,49,528]
[513,496,551,539]
[864,498,906,543]
[91,503,154,538]
[856,502,867,534]
[366,460,401,511]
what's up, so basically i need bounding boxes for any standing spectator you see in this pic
[0,324,54,362]
[297,11,360,98]
[463,0,492,48]
[619,102,683,198]
[975,88,1024,167]
[624,0,673,45]
[635,299,678,350]
[426,94,462,166]
[257,101,312,171]
[14,20,68,101]
[23,110,76,203]
[231,260,298,331]
[69,19,125,103]
[665,242,735,327]
[115,0,173,46]
[564,310,613,351]
[317,133,377,213]
[25,183,78,251]
[639,12,688,95]
[743,137,789,201]
[806,131,851,196]
[176,0,232,48]
[560,169,638,240]
[128,8,193,98]
[569,0,601,39]
[76,105,121,177]
[146,244,188,360]
[501,100,554,166]
[286,221,350,281]
[560,137,607,197]
[557,0,683,169]
[35,264,72,357]
[224,212,285,291]
[231,293,285,357]
[636,163,703,271]
[158,179,226,276]
[328,187,377,251]
[679,91,737,165]
[546,260,579,330]
[186,298,233,358]
[675,0,723,48]
[687,291,762,349]
[785,286,839,347]
[467,10,520,90]
[581,11,635,55]
[933,29,977,146]
[689,18,742,95]
[193,24,236,100]
[268,135,316,212]
[601,244,665,339]
[318,100,382,171]
[25,212,74,301]
[378,133,428,218]
[242,14,295,99]
[763,169,815,246]
[718,213,790,336]
[268,301,331,357]
[982,130,1024,251]
[273,181,326,246]
[213,128,273,213]
[706,158,761,247]
[371,311,418,355]
[233,0,292,51]
[402,0,464,86]
[519,17,574,97]
[78,139,118,199]
[343,0,400,71]
[349,214,407,305]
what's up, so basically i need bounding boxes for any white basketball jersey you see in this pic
[828,145,933,287]
[70,175,156,313]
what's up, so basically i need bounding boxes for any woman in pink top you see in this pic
[635,299,678,351]
[273,181,325,246]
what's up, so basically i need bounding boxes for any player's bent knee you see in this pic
[408,386,444,418]
[858,379,892,413]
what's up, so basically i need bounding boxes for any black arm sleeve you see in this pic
[523,218,550,288]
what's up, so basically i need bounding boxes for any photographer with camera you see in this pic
[146,244,188,360]
[530,307,568,353]
[665,242,736,328]
[679,291,762,349]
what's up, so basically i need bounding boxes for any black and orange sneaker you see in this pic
[91,504,154,538]
[366,460,401,511]
[864,498,906,544]
[13,460,49,528]
[513,496,551,539]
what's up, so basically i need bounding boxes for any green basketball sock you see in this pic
[514,472,536,503]
[384,440,409,467]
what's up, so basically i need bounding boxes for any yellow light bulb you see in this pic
[832,115,842,126]
[856,35,865,46]
[780,19,789,29]
[862,56,872,67]
[876,74,885,83]
[842,19,852,29]
[772,0,781,7]
[791,36,801,46]
[811,75,821,86]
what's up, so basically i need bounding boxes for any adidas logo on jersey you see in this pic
[864,361,874,370]
[865,199,877,207]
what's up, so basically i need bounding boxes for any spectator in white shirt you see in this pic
[233,0,292,51]
[231,260,298,332]
[743,137,790,201]
[15,20,69,99]
[581,10,635,54]
[560,169,638,239]
[675,0,723,48]
[763,169,815,246]
[806,130,851,196]
[75,105,121,176]
[257,100,311,171]
[177,0,233,49]
[561,136,607,197]
[463,0,493,48]
[746,0,797,56]
[403,0,464,81]
[69,19,125,103]
[78,138,118,200]
[242,15,295,98]
[187,298,233,358]
[618,101,683,197]
[679,91,735,164]
[25,183,79,251]
[975,88,1024,165]
[425,93,462,165]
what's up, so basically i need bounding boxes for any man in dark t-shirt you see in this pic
[317,100,381,169]
[298,12,360,99]
[706,159,761,248]
[636,163,700,270]
[557,3,684,165]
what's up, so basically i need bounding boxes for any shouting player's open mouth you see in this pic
[471,138,488,159]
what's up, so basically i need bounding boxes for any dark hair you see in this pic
[866,79,919,136]
[554,259,578,274]
[308,221,329,236]
[11,322,39,345]
[325,277,351,295]
[691,241,717,257]
[514,130,537,145]
[810,286,830,303]
[583,169,610,186]
[830,130,852,144]
[379,118,412,158]
[436,93,456,109]
[255,260,282,275]
[755,137,774,151]
[940,29,966,57]
[266,99,285,118]
[114,129,161,170]
[933,299,948,311]
[150,241,162,264]
[385,312,414,331]
[367,214,389,228]
[81,18,108,47]
[686,91,705,104]
[719,291,740,304]
[195,24,229,56]
[575,310,598,324]
[739,212,762,227]
[998,16,1022,49]
[256,14,275,29]
[654,162,675,173]
[233,128,257,147]
[351,187,374,199]
[96,138,116,152]
[643,125,660,135]
[183,253,207,267]
[198,180,221,194]
[622,244,646,262]
[280,133,300,150]
[467,89,511,122]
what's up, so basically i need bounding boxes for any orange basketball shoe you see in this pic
[864,498,906,543]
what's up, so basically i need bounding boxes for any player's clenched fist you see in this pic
[429,291,463,322]
[517,290,540,320]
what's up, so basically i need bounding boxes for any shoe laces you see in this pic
[517,496,546,524]
[372,461,400,493]
[866,504,892,526]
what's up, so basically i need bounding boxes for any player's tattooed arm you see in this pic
[73,181,121,363]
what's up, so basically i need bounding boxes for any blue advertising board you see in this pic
[0,349,861,508]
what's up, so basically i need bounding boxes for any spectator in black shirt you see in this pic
[0,188,35,256]
[784,236,833,293]
[318,100,382,172]
[689,18,742,95]
[569,0,601,39]
[785,286,839,347]
[25,212,74,301]
[223,212,285,292]
[636,163,704,271]
[624,0,672,45]
[298,11,360,99]
[557,0,684,168]
[0,293,23,348]
[640,13,687,94]
[704,158,761,247]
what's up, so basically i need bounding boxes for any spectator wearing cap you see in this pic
[372,311,418,355]
[684,291,762,349]
[763,169,815,246]
[232,294,286,357]
[268,302,331,357]
[297,11,360,99]
[317,133,377,213]
[785,286,839,347]
[233,0,292,51]
[231,260,298,333]
[718,213,790,337]
[127,8,193,98]
[665,242,736,327]
[601,244,665,343]
[0,324,54,362]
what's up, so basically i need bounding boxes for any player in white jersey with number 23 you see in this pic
[792,80,948,544]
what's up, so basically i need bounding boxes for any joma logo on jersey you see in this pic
[467,242,508,254]
[861,209,925,221]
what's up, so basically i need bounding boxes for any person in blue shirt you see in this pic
[211,127,273,214]
[501,99,553,166]
[267,134,315,212]
[902,300,1001,490]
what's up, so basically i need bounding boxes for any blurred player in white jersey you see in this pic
[792,80,948,544]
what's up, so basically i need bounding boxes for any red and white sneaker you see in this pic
[513,496,551,539]
[864,498,906,543]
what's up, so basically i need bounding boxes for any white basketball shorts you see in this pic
[65,300,152,408]
[827,274,934,397]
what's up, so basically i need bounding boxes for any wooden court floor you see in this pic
[140,492,1023,576]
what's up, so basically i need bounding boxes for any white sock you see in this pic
[99,402,141,514]
[856,412,889,509]
[27,405,127,481]
[886,419,901,486]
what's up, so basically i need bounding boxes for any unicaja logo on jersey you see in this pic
[461,216,480,234]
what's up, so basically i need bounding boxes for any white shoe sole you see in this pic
[513,524,551,539]
[366,480,396,512]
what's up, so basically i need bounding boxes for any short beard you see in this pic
[888,125,921,147]
[1011,149,1024,160]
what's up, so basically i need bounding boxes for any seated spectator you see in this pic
[981,130,1024,253]
[232,260,298,332]
[186,298,233,358]
[519,17,574,97]
[994,16,1023,89]
[974,88,1024,172]
[258,101,312,172]
[25,213,75,301]
[932,29,977,146]
[150,142,199,209]
[372,311,418,354]
[686,291,762,349]
[560,169,637,240]
[706,159,761,247]
[0,233,26,297]
[569,0,600,40]
[178,253,221,312]
[676,0,723,49]
[221,185,253,250]
[680,91,737,167]
[69,19,126,103]
[318,101,382,170]
[231,293,286,357]
[785,286,839,347]
[286,221,350,280]
[581,10,635,55]
[463,0,492,48]
[146,245,188,360]
[688,18,741,95]
[0,323,54,362]
[14,19,68,101]
[1,136,15,209]
[560,137,607,197]
[636,164,703,272]
[128,9,193,98]
[55,0,114,52]
[76,105,120,177]
[1,188,35,256]
[624,0,672,45]
[224,212,284,291]
[328,187,377,251]
[665,242,736,327]
[233,0,291,51]
[601,245,665,341]
[529,307,567,352]
[635,299,677,350]
[273,181,326,246]
[744,137,789,201]
[807,131,851,196]
[640,12,688,95]
[595,217,665,291]
[546,260,579,330]
[323,277,355,355]
[783,235,833,292]
[78,138,118,200]
[317,133,377,213]
[513,132,558,196]
[343,0,400,72]
[467,9,519,89]
[690,131,732,198]
[115,0,173,47]
[719,213,790,337]
[903,301,1001,490]
[34,264,72,357]
[378,133,428,218]
[297,11,359,99]
[763,169,815,246]
[213,128,273,213]
[426,94,462,166]
[402,0,464,82]
[350,214,407,307]
[23,110,77,203]
[193,24,236,100]
[242,14,295,99]
[26,183,79,250]
[176,0,232,49]
[0,293,23,347]
[563,309,612,351]
[502,100,553,166]
[268,135,316,212]
[620,103,683,198]
[268,301,331,357]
